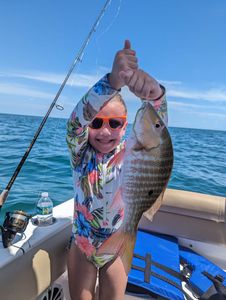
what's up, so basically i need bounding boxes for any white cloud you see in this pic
[169,100,226,111]
[0,82,54,99]
[167,88,226,102]
[0,70,101,88]
[191,110,226,118]
[170,103,226,118]
[0,70,102,101]
[160,79,182,86]
[1,69,226,107]
[121,81,226,103]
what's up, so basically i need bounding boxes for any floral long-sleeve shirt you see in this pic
[66,74,167,267]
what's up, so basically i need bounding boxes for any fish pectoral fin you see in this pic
[96,230,136,274]
[143,190,166,221]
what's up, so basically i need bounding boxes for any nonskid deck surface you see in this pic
[55,271,161,300]
[55,271,192,300]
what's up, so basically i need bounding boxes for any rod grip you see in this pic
[0,189,9,207]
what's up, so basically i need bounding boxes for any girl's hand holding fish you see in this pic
[122,68,164,101]
[108,39,138,90]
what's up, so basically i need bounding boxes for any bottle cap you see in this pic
[41,192,49,197]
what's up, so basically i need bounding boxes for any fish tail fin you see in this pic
[96,229,136,274]
[144,190,165,221]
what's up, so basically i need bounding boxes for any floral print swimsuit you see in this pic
[66,74,167,268]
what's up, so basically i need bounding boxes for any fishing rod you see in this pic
[0,0,112,213]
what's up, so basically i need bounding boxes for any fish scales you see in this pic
[121,102,173,232]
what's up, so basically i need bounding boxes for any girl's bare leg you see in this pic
[98,256,128,300]
[67,243,98,300]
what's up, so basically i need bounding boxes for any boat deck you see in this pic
[55,271,162,300]
[1,194,225,300]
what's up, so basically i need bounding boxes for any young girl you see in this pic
[66,40,167,300]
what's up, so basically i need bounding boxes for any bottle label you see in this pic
[37,204,52,215]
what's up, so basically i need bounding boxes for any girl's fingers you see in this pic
[128,61,138,70]
[127,71,139,87]
[123,49,136,56]
[134,77,145,94]
[124,39,131,50]
[119,70,134,83]
[127,55,138,63]
[142,79,152,99]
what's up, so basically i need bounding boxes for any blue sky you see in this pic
[0,0,226,131]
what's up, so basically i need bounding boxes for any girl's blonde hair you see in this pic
[111,93,127,115]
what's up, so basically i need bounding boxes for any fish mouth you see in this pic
[132,143,159,152]
[132,140,145,151]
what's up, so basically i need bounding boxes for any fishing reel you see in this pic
[0,210,31,248]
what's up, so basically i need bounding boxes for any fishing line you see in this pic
[0,0,112,213]
[96,0,122,41]
[94,0,123,77]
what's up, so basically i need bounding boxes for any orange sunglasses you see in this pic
[89,116,127,130]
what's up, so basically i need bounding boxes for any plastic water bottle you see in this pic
[36,192,53,226]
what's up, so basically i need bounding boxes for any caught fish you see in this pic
[97,101,174,272]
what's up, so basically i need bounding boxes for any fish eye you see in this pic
[148,190,153,196]
[155,123,161,128]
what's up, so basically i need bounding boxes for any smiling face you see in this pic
[88,97,127,154]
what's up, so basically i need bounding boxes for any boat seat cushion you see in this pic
[179,246,226,297]
[127,230,184,300]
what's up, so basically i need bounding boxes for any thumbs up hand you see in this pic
[108,40,138,90]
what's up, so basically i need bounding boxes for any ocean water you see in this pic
[0,113,225,221]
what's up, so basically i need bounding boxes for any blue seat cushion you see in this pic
[179,246,226,296]
[127,230,184,300]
